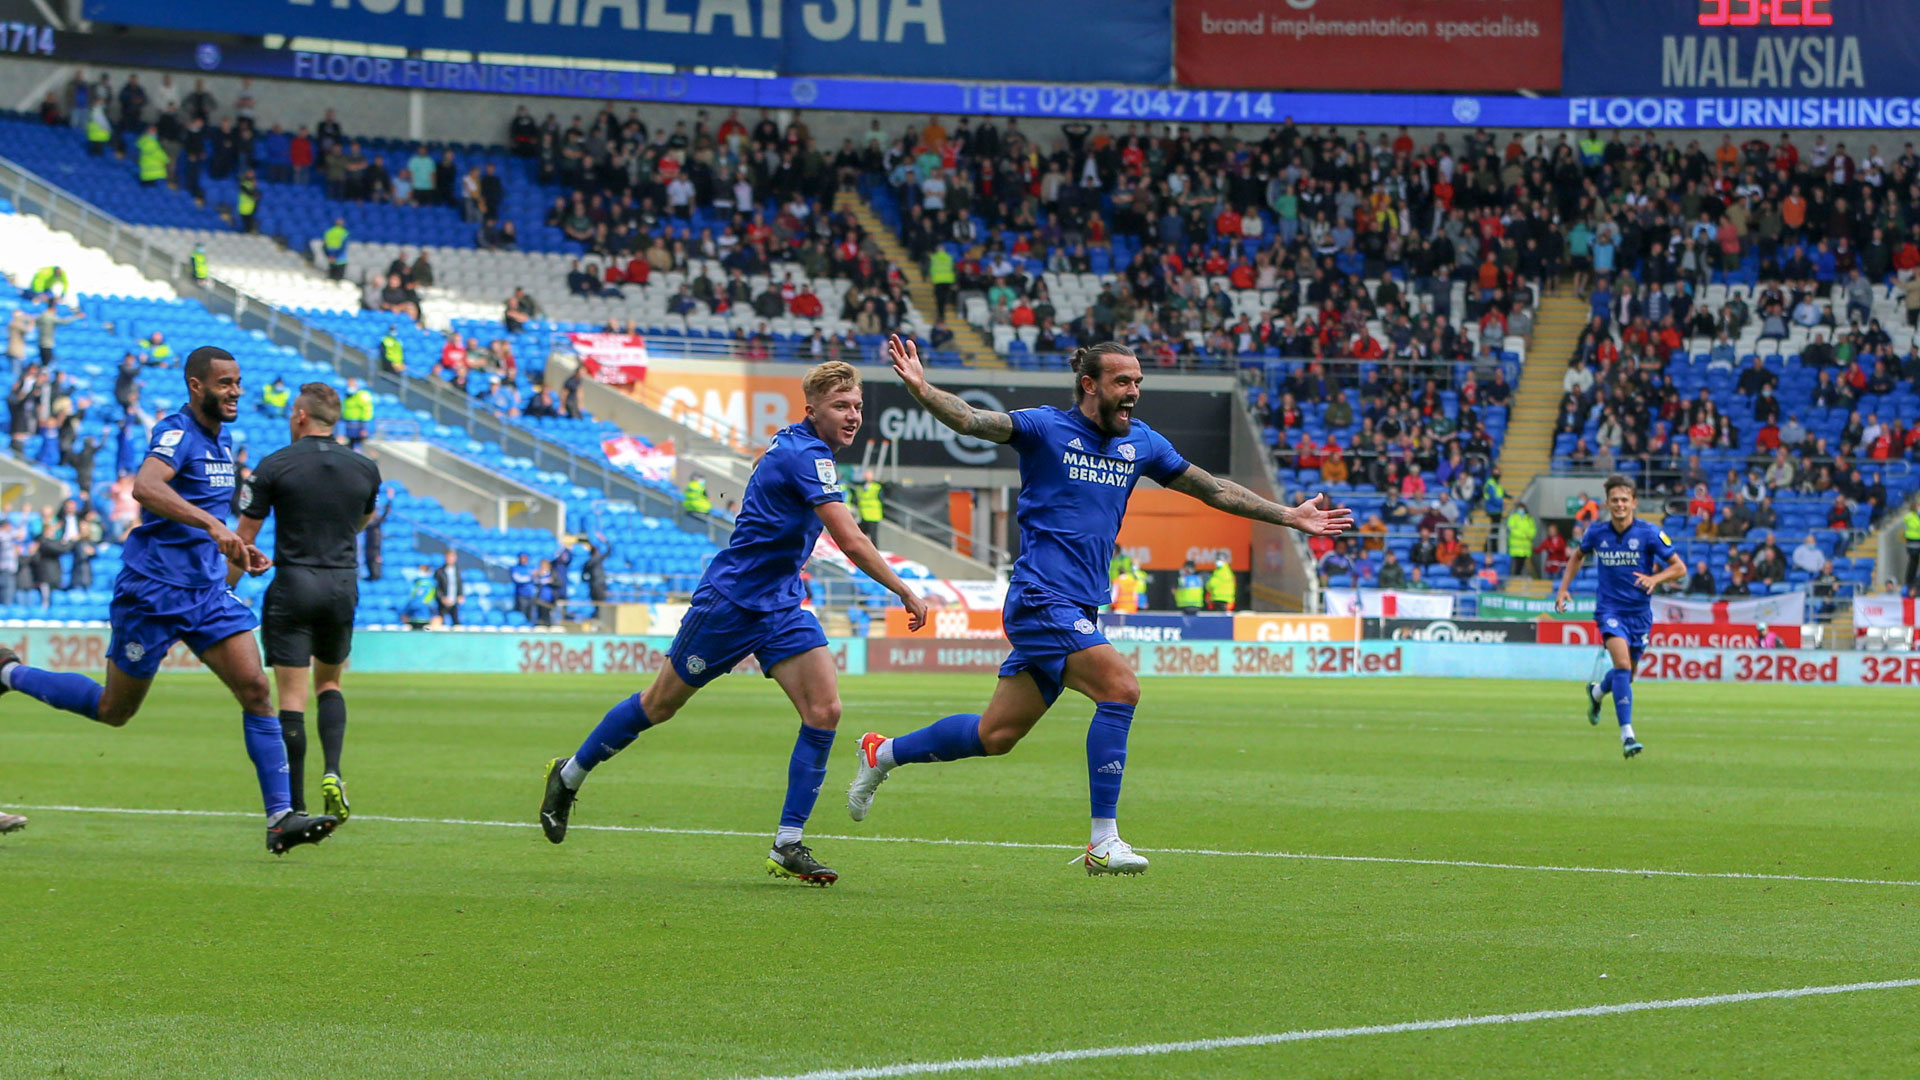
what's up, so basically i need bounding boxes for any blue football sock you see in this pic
[8,664,102,721]
[1612,669,1635,731]
[779,724,837,831]
[241,712,293,819]
[1086,702,1135,820]
[571,693,652,772]
[890,712,984,764]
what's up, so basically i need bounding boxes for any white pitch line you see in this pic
[6,802,1918,889]
[726,977,1920,1080]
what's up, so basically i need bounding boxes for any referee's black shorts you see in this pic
[262,565,358,668]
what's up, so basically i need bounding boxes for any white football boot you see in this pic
[846,731,891,822]
[1081,836,1150,875]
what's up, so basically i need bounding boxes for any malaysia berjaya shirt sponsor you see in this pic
[120,410,238,588]
[1005,405,1188,609]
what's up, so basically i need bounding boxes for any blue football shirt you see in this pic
[1579,518,1679,617]
[120,410,238,588]
[1006,405,1190,608]
[701,420,845,612]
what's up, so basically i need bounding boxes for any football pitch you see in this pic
[2,672,1916,1079]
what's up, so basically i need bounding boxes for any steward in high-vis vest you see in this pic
[1174,560,1205,614]
[380,328,405,374]
[135,127,167,185]
[29,265,67,301]
[1205,558,1237,611]
[322,219,350,281]
[85,104,110,156]
[856,474,883,544]
[681,476,710,515]
[260,377,291,416]
[190,243,209,282]
[144,332,174,367]
[1506,502,1538,579]
[235,170,260,233]
[1903,500,1920,588]
[341,377,374,450]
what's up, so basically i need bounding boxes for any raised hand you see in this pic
[886,333,926,393]
[1293,495,1355,537]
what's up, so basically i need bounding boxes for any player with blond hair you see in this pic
[539,361,928,884]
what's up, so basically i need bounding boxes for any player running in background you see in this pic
[0,347,337,853]
[1554,474,1687,758]
[539,362,928,885]
[847,339,1352,875]
[235,382,383,824]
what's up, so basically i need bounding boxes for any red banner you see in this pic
[570,333,649,386]
[1535,622,1803,649]
[1175,0,1561,91]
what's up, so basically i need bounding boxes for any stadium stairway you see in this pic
[833,189,1000,367]
[1501,293,1588,513]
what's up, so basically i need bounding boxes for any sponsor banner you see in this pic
[38,32,1920,131]
[1476,592,1594,620]
[0,626,866,676]
[81,0,1172,85]
[1115,488,1249,572]
[570,333,649,386]
[1376,619,1538,644]
[883,608,1004,638]
[1650,593,1805,626]
[1853,595,1918,629]
[866,640,1008,674]
[1176,0,1560,91]
[1231,613,1362,643]
[860,379,1231,473]
[636,368,805,451]
[1324,588,1454,620]
[601,436,675,483]
[1564,0,1920,97]
[1534,621,1803,649]
[1099,613,1236,642]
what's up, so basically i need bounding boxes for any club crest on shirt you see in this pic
[1119,443,1136,461]
[1073,618,1095,634]
[124,641,145,662]
[1628,538,1640,550]
[685,655,707,674]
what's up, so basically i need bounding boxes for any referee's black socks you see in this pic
[317,689,347,778]
[279,711,308,813]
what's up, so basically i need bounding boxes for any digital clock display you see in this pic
[1699,0,1833,27]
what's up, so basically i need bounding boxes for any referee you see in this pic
[234,383,382,825]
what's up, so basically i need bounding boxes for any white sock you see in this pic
[559,756,589,790]
[0,661,16,689]
[1588,681,1603,702]
[775,825,804,847]
[268,808,291,825]
[1091,818,1119,846]
[874,738,898,771]
[1620,723,1636,741]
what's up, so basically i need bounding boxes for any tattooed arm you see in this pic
[1164,463,1355,536]
[887,334,1014,444]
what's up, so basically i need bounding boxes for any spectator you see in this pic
[504,287,538,333]
[1685,560,1717,595]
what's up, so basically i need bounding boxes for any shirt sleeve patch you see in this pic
[1658,530,1673,546]
[813,458,838,485]
[156,429,184,448]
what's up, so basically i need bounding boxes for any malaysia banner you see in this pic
[1852,594,1918,629]
[1175,0,1561,91]
[1651,593,1806,626]
[570,333,649,386]
[1324,588,1454,620]
[601,436,675,484]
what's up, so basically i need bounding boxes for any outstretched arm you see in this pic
[887,334,1013,444]
[1554,548,1586,611]
[1163,464,1354,536]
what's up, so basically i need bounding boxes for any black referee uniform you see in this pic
[239,435,380,814]
[239,436,382,668]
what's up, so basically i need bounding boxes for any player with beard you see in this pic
[0,347,337,854]
[846,339,1353,874]
[539,361,929,885]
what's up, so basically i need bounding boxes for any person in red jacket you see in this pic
[788,286,823,319]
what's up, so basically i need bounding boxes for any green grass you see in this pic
[2,673,1917,1079]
